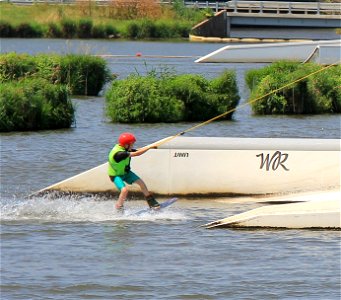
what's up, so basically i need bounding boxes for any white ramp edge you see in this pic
[204,191,341,229]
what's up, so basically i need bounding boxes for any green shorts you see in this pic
[110,171,140,191]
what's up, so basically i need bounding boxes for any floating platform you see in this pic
[204,190,341,229]
[195,39,341,63]
[36,137,340,197]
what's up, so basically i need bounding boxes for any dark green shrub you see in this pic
[138,19,157,38]
[166,74,210,121]
[0,20,14,37]
[125,21,139,39]
[210,70,241,119]
[59,54,113,96]
[77,19,93,39]
[167,72,239,121]
[0,53,112,96]
[246,61,340,114]
[60,19,77,38]
[122,19,190,39]
[154,21,172,39]
[106,73,184,123]
[106,69,240,123]
[0,53,37,82]
[245,61,299,91]
[34,54,62,83]
[15,22,43,38]
[307,65,341,113]
[0,78,74,132]
[105,24,118,38]
[172,22,191,38]
[91,24,107,38]
[46,22,62,38]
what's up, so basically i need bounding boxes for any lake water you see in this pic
[1,38,340,299]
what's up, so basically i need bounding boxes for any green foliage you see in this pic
[106,68,240,123]
[167,74,210,121]
[59,54,112,96]
[77,18,93,39]
[0,53,37,82]
[0,20,14,37]
[15,22,43,38]
[307,65,341,113]
[60,18,77,38]
[122,19,191,39]
[0,2,205,40]
[245,61,299,91]
[171,0,210,23]
[106,73,184,123]
[46,22,62,38]
[91,24,107,38]
[246,61,341,114]
[0,53,113,96]
[210,70,240,117]
[104,24,118,38]
[0,78,74,132]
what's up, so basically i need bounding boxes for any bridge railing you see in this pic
[225,1,341,15]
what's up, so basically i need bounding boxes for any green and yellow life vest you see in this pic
[108,144,131,176]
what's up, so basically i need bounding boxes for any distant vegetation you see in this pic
[246,61,341,114]
[106,68,240,123]
[0,52,112,131]
[0,52,112,96]
[0,0,212,39]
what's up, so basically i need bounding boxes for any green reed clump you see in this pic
[15,22,43,38]
[246,61,341,114]
[106,69,240,123]
[307,65,341,113]
[0,78,74,132]
[0,53,37,82]
[60,18,77,38]
[77,18,93,39]
[59,54,113,96]
[0,53,113,96]
[106,73,185,123]
[103,24,119,38]
[0,20,14,37]
[46,22,63,38]
[122,19,191,39]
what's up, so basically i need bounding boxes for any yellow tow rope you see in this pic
[145,61,340,149]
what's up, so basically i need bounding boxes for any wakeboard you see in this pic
[132,197,178,216]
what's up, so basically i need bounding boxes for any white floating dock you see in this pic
[195,39,341,63]
[204,191,341,229]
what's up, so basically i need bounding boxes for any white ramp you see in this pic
[204,191,341,229]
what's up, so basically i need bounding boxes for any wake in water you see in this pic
[0,193,186,223]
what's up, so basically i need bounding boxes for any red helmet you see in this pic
[118,132,136,146]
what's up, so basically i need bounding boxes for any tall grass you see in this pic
[106,68,240,123]
[0,2,207,39]
[0,53,113,96]
[0,78,74,132]
[245,61,341,114]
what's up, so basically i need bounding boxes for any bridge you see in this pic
[183,1,340,14]
[191,1,341,38]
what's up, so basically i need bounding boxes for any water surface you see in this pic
[1,38,340,300]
